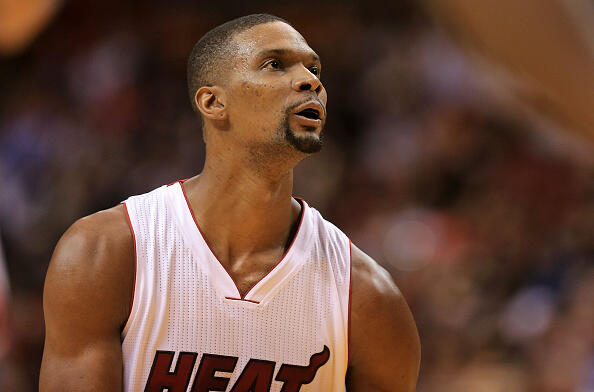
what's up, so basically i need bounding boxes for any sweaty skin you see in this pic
[40,21,420,391]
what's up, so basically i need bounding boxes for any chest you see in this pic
[225,254,286,298]
[123,251,348,392]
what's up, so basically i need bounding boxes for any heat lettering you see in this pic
[144,346,330,392]
[230,359,276,392]
[191,354,238,392]
[144,351,197,392]
[275,345,330,392]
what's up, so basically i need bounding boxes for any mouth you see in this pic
[295,108,321,121]
[292,102,325,127]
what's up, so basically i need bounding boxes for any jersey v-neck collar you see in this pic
[168,181,313,306]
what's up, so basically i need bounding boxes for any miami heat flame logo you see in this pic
[144,345,330,392]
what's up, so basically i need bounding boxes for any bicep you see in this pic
[41,282,124,392]
[40,210,133,391]
[40,336,123,391]
[347,246,420,392]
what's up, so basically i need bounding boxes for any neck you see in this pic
[182,150,302,268]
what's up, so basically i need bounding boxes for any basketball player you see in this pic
[40,14,420,392]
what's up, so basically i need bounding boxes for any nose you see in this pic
[292,66,323,95]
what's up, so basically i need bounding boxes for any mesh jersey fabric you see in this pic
[121,181,351,392]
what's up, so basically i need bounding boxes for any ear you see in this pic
[194,86,228,121]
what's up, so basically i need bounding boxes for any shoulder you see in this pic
[48,204,133,282]
[348,244,420,391]
[351,244,398,299]
[61,203,131,249]
[350,244,416,333]
[44,204,135,333]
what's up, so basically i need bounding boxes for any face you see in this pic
[223,21,328,155]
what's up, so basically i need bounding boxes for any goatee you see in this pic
[280,107,324,154]
[284,126,323,153]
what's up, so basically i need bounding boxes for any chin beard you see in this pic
[284,126,323,154]
[278,112,323,154]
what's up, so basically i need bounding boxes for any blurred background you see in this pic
[0,0,593,391]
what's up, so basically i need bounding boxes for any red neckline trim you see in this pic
[225,297,260,304]
[177,180,306,300]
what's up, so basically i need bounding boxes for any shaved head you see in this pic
[187,13,291,112]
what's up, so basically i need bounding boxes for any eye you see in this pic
[308,65,320,76]
[263,59,282,70]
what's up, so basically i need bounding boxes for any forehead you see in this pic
[233,21,317,62]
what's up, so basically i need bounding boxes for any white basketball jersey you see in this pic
[121,181,351,392]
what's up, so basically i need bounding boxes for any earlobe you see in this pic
[195,86,227,121]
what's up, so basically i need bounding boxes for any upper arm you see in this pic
[347,244,421,392]
[40,204,135,392]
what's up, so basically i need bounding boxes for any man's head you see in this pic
[187,14,327,159]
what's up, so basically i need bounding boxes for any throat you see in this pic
[217,199,304,299]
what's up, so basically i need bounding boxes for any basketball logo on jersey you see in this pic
[144,345,330,392]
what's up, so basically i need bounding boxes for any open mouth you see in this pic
[295,108,321,121]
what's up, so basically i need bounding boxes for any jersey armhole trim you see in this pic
[347,238,352,366]
[121,201,137,334]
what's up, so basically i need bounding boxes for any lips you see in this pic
[296,108,321,120]
[292,101,325,126]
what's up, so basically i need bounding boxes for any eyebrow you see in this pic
[255,48,320,63]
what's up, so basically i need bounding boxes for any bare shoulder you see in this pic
[46,203,133,293]
[348,244,421,392]
[44,203,135,343]
[351,244,402,303]
[350,245,414,329]
[54,203,132,261]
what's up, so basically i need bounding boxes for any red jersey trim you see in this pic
[168,178,189,186]
[224,297,261,304]
[243,197,305,300]
[177,180,243,297]
[347,238,353,366]
[122,202,137,332]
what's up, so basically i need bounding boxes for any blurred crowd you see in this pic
[0,1,593,391]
